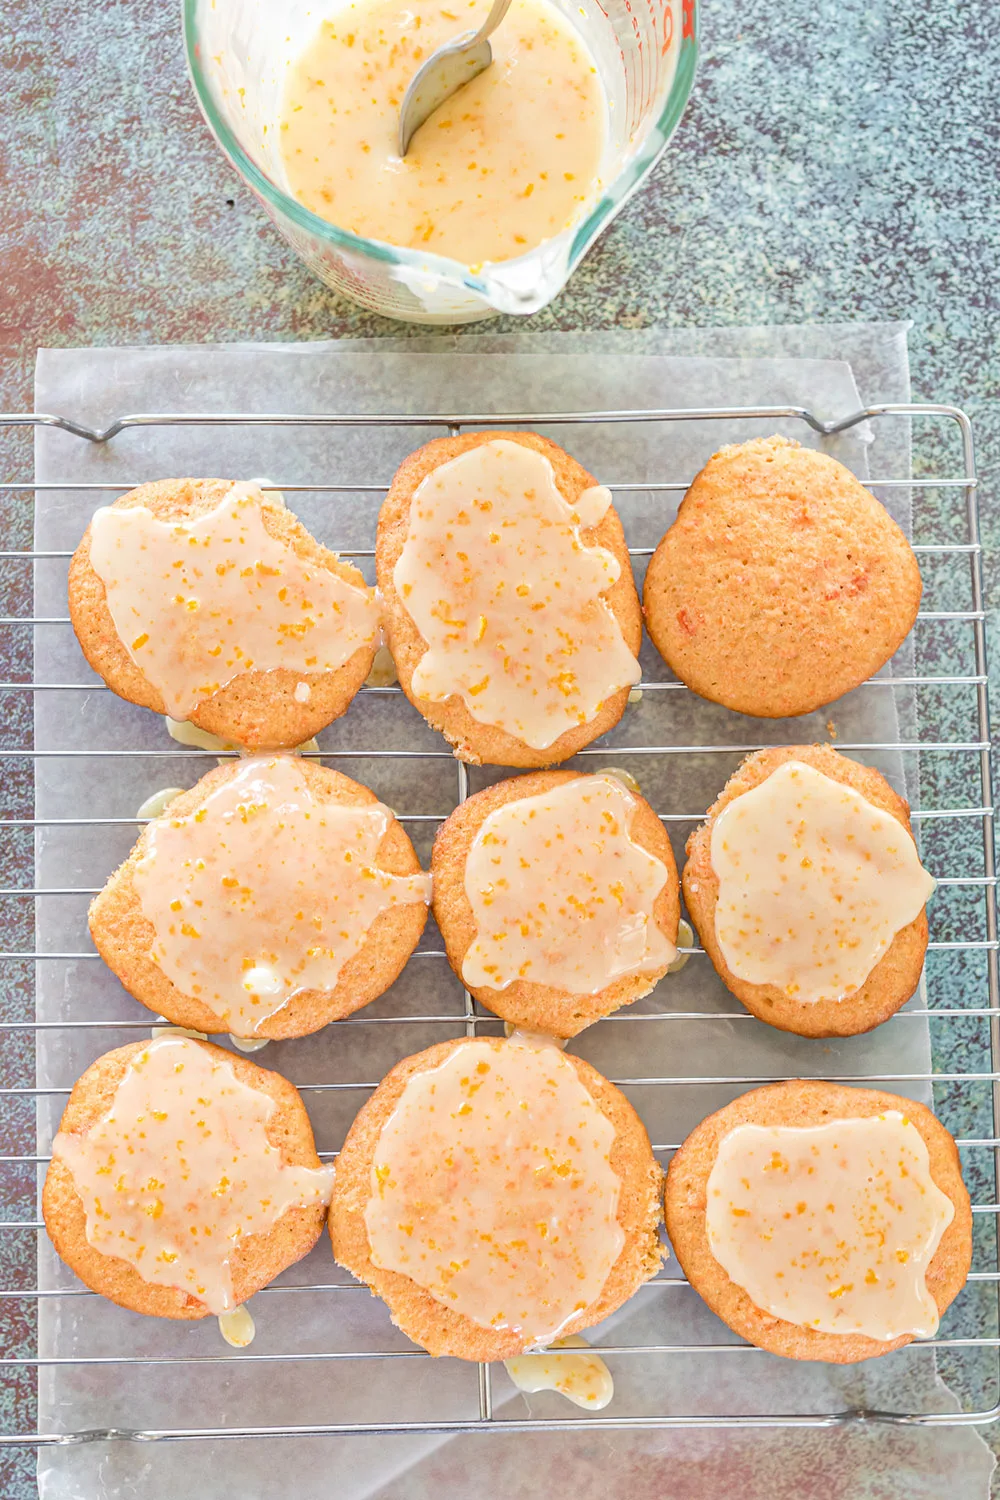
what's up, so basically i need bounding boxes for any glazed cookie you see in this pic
[683,745,933,1037]
[376,431,642,767]
[89,754,430,1040]
[43,1035,334,1320]
[330,1034,665,1360]
[69,478,380,750]
[643,436,922,718]
[432,769,680,1037]
[664,1080,971,1363]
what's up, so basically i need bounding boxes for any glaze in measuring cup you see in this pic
[183,0,698,324]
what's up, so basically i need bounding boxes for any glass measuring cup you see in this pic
[183,0,697,324]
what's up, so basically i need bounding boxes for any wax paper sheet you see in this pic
[32,326,995,1498]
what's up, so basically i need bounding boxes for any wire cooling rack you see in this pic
[0,399,996,1454]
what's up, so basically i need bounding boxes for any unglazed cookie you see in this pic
[664,1080,971,1363]
[330,1035,665,1360]
[376,431,642,767]
[89,754,430,1040]
[643,436,922,718]
[43,1036,334,1320]
[68,478,379,750]
[683,745,933,1037]
[432,770,680,1037]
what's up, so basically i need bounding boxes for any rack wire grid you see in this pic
[0,396,996,1454]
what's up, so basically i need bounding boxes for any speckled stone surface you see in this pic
[1,0,999,1492]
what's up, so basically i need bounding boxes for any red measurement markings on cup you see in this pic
[591,0,673,131]
[661,4,674,54]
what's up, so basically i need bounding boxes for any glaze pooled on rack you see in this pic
[504,1334,614,1409]
[44,1036,334,1318]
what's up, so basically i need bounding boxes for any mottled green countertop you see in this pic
[1,0,998,1492]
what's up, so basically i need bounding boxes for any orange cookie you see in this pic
[643,436,921,717]
[683,745,930,1037]
[330,1037,664,1359]
[376,431,641,767]
[43,1037,333,1320]
[69,478,379,750]
[432,769,680,1037]
[665,1080,971,1363]
[89,755,429,1041]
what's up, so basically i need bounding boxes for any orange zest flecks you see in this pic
[132,755,430,1037]
[462,774,674,995]
[277,0,606,267]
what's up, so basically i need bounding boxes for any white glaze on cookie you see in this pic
[706,1112,953,1339]
[53,1036,334,1315]
[133,755,430,1034]
[462,774,674,994]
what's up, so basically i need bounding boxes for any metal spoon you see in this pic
[397,0,514,157]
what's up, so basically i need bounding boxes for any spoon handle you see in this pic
[470,0,514,45]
